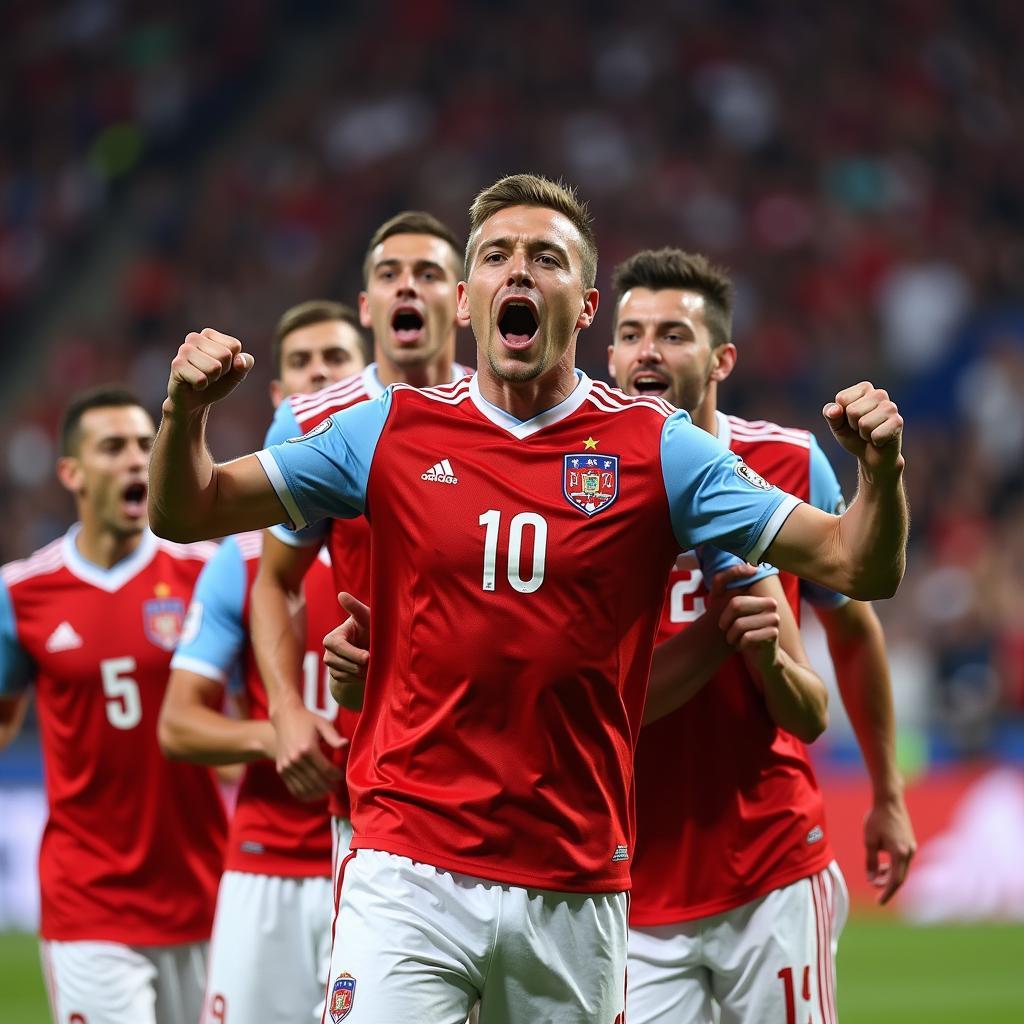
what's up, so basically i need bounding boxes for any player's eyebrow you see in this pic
[617,318,693,333]
[374,257,448,277]
[478,235,573,267]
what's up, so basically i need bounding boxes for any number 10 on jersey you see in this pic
[479,510,548,594]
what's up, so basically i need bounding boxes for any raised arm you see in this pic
[251,532,342,801]
[149,329,287,541]
[814,598,916,903]
[765,383,907,600]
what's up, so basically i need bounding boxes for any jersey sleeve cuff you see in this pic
[745,494,802,564]
[255,449,308,530]
[169,654,228,685]
[269,521,327,548]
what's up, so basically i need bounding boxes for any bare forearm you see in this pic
[250,572,307,717]
[837,462,908,599]
[149,406,218,541]
[0,695,29,750]
[748,650,829,743]
[159,703,274,765]
[823,604,902,798]
[643,616,732,725]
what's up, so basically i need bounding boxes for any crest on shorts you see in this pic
[329,972,356,1022]
[564,454,619,517]
[142,597,186,650]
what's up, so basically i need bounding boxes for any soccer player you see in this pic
[607,248,917,1023]
[0,386,226,1024]
[250,211,469,809]
[156,300,366,1023]
[148,173,908,1023]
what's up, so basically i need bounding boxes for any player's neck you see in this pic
[74,519,144,570]
[375,351,455,390]
[691,394,718,436]
[476,359,579,422]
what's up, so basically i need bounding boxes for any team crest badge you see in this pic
[734,462,773,491]
[329,973,356,1022]
[142,597,186,651]
[286,418,333,442]
[564,454,619,516]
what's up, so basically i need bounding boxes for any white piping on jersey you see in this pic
[233,531,264,560]
[746,494,802,564]
[393,379,472,406]
[168,653,229,686]
[466,371,595,439]
[586,380,674,418]
[1,537,65,587]
[255,450,308,531]
[290,368,379,429]
[727,415,811,449]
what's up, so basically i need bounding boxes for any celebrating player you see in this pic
[148,173,908,1023]
[0,386,225,1024]
[250,211,469,811]
[156,301,366,1023]
[607,248,916,1024]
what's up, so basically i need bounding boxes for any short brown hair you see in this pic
[611,248,734,348]
[272,300,363,376]
[362,210,463,284]
[467,173,598,289]
[60,385,147,456]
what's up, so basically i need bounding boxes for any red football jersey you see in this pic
[260,376,799,893]
[0,528,226,944]
[286,363,468,819]
[232,534,356,874]
[629,413,836,925]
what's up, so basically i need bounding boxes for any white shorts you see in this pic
[40,938,207,1024]
[322,848,627,1024]
[627,861,849,1024]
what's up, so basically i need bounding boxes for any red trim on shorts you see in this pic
[811,872,837,1024]
[823,871,837,1022]
[320,850,358,1024]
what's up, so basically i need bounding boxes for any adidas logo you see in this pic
[46,621,83,653]
[421,459,458,485]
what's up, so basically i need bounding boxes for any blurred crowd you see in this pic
[2,0,1022,758]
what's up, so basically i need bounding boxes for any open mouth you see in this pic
[630,374,670,397]
[122,481,148,517]
[391,307,424,345]
[498,301,539,349]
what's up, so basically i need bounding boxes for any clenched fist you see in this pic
[823,382,904,478]
[164,328,255,416]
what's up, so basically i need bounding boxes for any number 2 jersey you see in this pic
[170,532,357,876]
[256,373,805,893]
[0,527,226,944]
[630,412,849,925]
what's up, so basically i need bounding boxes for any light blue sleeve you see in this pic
[169,537,248,684]
[660,410,802,563]
[801,435,851,608]
[0,578,34,696]
[696,545,779,590]
[255,388,392,530]
[263,403,330,546]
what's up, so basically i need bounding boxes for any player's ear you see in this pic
[456,282,472,328]
[577,288,599,331]
[357,291,372,329]
[607,344,617,381]
[56,455,84,495]
[710,342,737,383]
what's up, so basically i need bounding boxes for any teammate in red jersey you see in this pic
[607,248,916,1024]
[156,300,366,1023]
[148,174,908,1023]
[0,386,226,1024]
[250,211,469,812]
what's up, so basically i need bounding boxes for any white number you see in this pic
[302,651,338,718]
[669,572,705,623]
[100,657,142,730]
[478,510,548,594]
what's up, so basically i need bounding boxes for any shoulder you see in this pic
[1,536,66,591]
[289,370,374,430]
[391,376,473,409]
[585,380,676,421]
[726,414,812,453]
[154,537,219,567]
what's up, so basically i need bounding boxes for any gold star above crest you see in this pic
[154,582,171,598]
[583,437,598,450]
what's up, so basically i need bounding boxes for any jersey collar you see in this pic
[62,525,159,592]
[468,370,593,440]
[365,362,468,399]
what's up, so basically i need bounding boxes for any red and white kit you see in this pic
[628,413,850,1024]
[0,527,226,1024]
